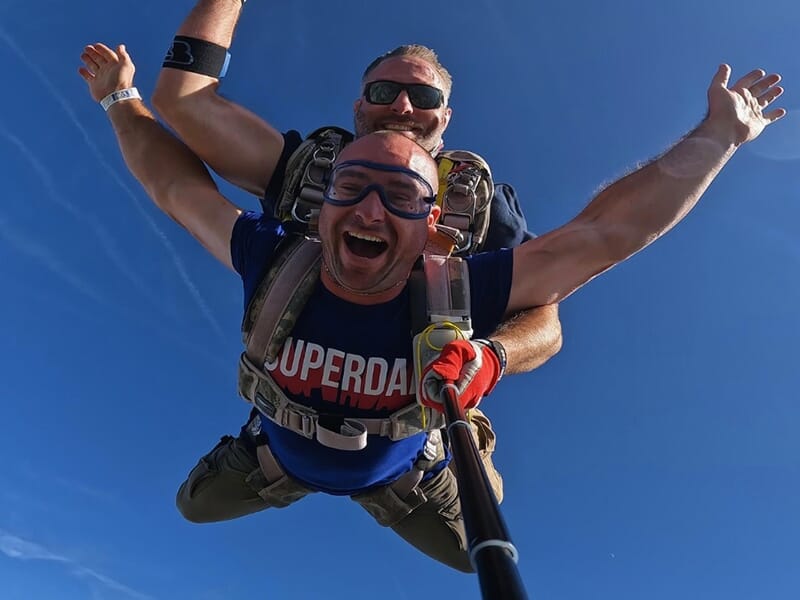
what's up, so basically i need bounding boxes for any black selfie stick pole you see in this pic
[441,383,529,600]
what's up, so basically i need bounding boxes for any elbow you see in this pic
[151,75,177,119]
[142,181,174,216]
[151,82,185,125]
[533,304,563,367]
[548,315,563,352]
[543,309,564,360]
[151,76,215,128]
[549,327,563,359]
[504,305,564,374]
[142,176,185,218]
[158,178,190,216]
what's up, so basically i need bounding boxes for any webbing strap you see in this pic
[435,150,494,255]
[276,127,354,224]
[243,238,322,365]
[390,428,443,498]
[256,444,285,482]
[238,352,446,450]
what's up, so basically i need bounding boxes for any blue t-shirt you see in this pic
[231,212,513,495]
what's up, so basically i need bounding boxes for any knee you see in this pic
[175,481,218,524]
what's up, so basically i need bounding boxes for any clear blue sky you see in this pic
[1,1,798,598]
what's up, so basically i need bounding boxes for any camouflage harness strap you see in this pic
[237,237,446,451]
[275,126,354,225]
[242,235,323,365]
[435,150,494,256]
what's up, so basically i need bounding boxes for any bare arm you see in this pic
[80,43,241,270]
[490,305,562,375]
[151,0,284,196]
[507,64,786,313]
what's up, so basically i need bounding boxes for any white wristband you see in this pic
[100,87,141,112]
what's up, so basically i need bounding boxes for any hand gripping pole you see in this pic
[441,383,529,600]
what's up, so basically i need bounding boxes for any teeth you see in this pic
[384,124,414,131]
[348,231,385,243]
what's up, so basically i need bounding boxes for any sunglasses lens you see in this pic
[407,86,442,109]
[367,81,402,104]
[365,81,443,109]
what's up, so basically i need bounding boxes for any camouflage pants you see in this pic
[176,409,503,573]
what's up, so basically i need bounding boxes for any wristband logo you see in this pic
[164,40,195,66]
[162,37,230,78]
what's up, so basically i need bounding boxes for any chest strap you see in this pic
[238,352,445,450]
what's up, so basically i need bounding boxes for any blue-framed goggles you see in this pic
[323,160,437,220]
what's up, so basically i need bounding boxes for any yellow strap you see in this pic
[436,157,455,208]
[415,321,468,429]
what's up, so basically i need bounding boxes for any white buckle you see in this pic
[278,407,316,440]
[300,414,314,438]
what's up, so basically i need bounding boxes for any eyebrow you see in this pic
[337,168,422,194]
[383,178,420,194]
[336,168,370,182]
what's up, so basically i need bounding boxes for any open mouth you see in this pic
[380,122,419,135]
[383,123,416,131]
[344,231,388,259]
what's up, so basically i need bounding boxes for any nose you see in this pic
[354,189,386,224]
[389,90,414,115]
[355,190,386,225]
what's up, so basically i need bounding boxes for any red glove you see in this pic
[419,340,502,412]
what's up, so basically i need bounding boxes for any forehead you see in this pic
[335,164,428,191]
[365,56,443,88]
[338,137,438,189]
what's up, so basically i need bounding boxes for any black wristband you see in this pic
[163,36,231,78]
[476,338,507,380]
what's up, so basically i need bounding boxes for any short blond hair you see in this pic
[362,45,453,103]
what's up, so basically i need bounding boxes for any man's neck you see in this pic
[320,268,407,306]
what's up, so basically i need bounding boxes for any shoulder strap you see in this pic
[410,254,474,393]
[274,126,355,227]
[434,150,494,256]
[242,236,322,366]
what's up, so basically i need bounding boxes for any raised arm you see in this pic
[151,0,284,196]
[80,43,241,270]
[508,64,786,312]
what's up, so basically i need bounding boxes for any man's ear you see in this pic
[442,105,453,130]
[354,98,362,113]
[428,204,442,227]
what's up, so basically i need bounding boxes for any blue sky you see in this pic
[1,0,798,598]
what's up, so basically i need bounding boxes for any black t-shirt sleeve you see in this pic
[260,129,304,215]
[467,248,514,337]
[230,211,285,308]
[484,182,536,250]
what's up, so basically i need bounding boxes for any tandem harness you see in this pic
[237,236,477,451]
[237,127,490,452]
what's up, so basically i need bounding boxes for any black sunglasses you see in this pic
[363,80,444,110]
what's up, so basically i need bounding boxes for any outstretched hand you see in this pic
[78,43,136,103]
[706,64,786,146]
